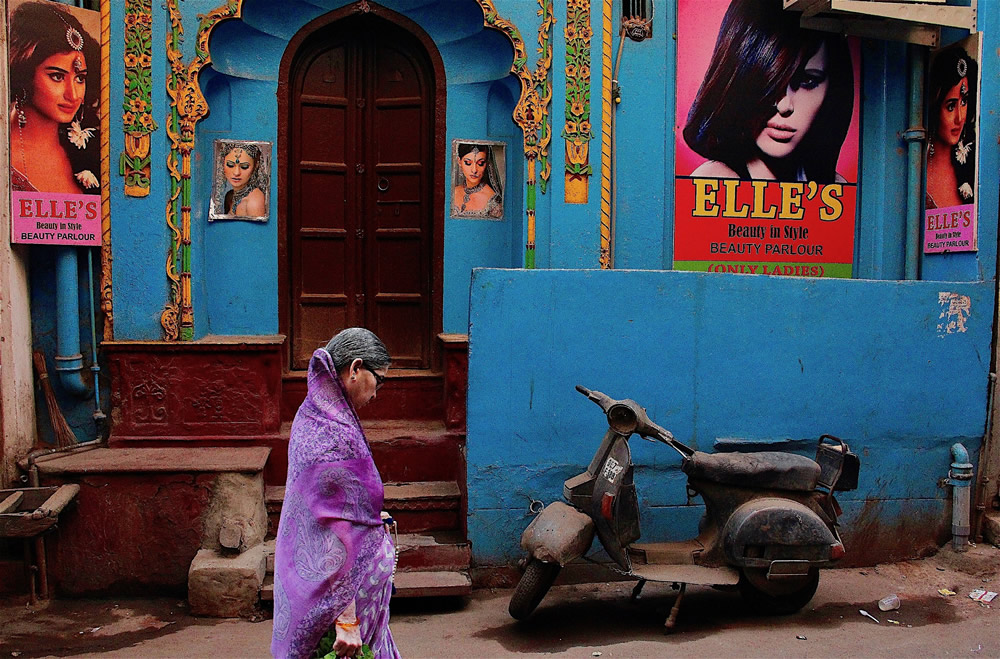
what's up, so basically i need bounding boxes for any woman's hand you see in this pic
[333,619,362,658]
[333,599,361,657]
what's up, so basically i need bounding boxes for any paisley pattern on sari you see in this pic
[271,349,400,658]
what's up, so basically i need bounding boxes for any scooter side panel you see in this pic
[590,436,639,572]
[723,497,838,567]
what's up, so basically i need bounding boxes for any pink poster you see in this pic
[924,34,981,254]
[7,0,102,246]
[674,0,861,278]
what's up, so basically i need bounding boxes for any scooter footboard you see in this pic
[723,498,839,569]
[520,501,596,567]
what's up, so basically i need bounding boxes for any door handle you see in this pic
[378,177,389,192]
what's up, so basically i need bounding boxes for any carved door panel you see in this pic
[288,17,434,370]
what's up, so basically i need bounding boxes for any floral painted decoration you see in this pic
[121,0,157,196]
[562,0,592,203]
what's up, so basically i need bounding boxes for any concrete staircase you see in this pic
[261,418,471,600]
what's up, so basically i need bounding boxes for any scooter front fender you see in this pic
[520,501,596,567]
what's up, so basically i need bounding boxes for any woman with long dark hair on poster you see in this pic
[683,0,854,183]
[926,46,977,210]
[8,1,100,194]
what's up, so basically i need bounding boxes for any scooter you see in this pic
[510,385,859,629]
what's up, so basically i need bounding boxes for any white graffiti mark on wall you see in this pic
[937,292,971,334]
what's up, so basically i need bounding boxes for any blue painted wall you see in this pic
[466,269,993,563]
[27,0,1000,573]
[103,0,533,340]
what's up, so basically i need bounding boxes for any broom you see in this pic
[32,350,77,448]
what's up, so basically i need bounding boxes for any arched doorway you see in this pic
[278,8,444,373]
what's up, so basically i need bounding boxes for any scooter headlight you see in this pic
[607,403,638,435]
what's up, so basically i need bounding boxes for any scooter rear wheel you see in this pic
[738,567,819,615]
[509,558,561,620]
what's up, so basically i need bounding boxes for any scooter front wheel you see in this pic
[738,567,819,615]
[509,558,561,620]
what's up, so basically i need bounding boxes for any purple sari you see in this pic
[271,349,400,659]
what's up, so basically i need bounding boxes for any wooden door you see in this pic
[288,16,435,371]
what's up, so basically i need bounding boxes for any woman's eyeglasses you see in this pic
[365,365,386,390]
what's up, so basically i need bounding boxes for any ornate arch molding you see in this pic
[161,0,244,340]
[478,0,553,269]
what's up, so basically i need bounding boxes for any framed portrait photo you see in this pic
[450,139,505,220]
[209,139,271,222]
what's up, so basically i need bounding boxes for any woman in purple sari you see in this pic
[271,328,398,659]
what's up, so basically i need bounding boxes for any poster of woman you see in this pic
[209,140,271,221]
[923,35,980,254]
[8,0,102,246]
[673,0,861,278]
[450,140,505,220]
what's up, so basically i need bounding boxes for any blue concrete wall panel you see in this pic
[467,268,992,562]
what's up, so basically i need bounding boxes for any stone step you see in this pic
[393,569,472,598]
[264,538,276,573]
[282,371,445,423]
[261,569,471,601]
[268,480,463,535]
[384,481,462,533]
[366,420,465,484]
[261,574,274,602]
[396,531,470,571]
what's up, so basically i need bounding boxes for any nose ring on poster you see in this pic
[378,177,389,192]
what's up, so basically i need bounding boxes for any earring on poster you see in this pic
[16,89,28,129]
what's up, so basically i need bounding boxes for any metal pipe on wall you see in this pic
[904,44,925,280]
[54,246,88,397]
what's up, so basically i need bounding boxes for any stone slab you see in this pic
[188,546,266,617]
[393,570,471,598]
[31,447,270,475]
[982,511,1000,546]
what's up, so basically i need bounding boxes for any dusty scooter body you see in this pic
[510,385,859,628]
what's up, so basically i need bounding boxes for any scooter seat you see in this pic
[683,451,820,492]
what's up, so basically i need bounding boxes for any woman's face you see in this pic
[31,51,86,124]
[224,148,256,190]
[460,148,487,187]
[342,359,387,410]
[936,77,969,146]
[755,43,829,160]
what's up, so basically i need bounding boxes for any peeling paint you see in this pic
[937,292,971,334]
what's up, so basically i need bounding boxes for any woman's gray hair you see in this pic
[324,327,391,372]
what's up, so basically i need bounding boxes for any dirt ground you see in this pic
[2,544,999,658]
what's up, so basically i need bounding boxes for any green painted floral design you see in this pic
[562,0,593,177]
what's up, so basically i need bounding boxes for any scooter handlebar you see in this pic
[576,385,694,457]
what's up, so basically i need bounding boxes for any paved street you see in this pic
[2,545,998,658]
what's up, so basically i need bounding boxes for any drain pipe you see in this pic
[947,443,974,551]
[54,246,89,396]
[902,44,926,280]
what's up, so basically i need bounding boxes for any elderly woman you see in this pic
[271,328,398,659]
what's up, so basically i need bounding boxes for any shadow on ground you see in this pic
[468,582,960,654]
[0,597,260,658]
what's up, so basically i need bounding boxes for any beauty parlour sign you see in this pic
[673,0,860,278]
[11,192,101,246]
